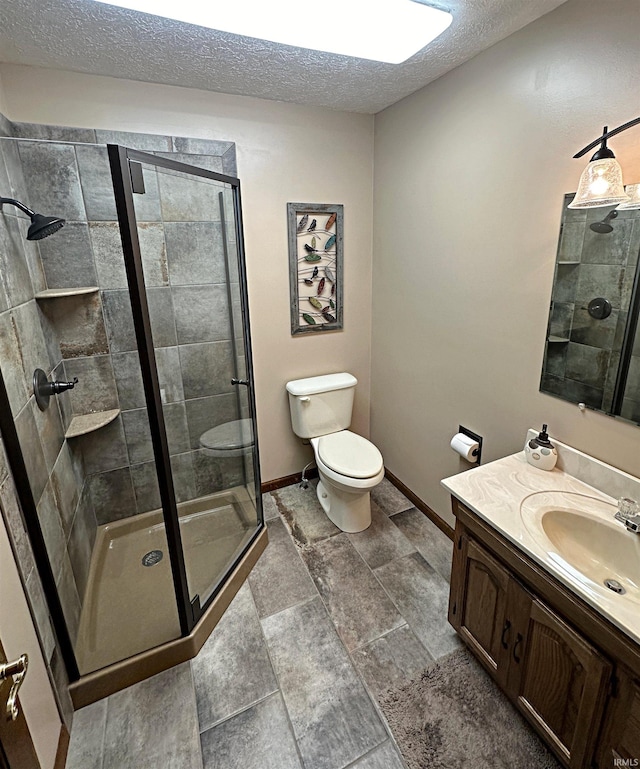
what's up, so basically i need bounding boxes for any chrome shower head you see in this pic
[590,209,618,234]
[0,197,65,240]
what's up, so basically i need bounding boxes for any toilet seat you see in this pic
[316,430,383,479]
[199,419,253,457]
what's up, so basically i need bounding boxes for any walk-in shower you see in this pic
[0,130,265,705]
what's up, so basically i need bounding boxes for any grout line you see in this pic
[348,621,411,654]
[341,738,407,769]
[245,578,308,769]
[197,689,279,738]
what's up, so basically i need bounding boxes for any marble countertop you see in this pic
[442,450,640,646]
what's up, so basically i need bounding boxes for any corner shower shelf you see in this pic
[547,336,570,343]
[65,409,120,439]
[35,287,100,300]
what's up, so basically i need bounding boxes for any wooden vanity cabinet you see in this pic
[449,508,617,769]
[594,667,640,768]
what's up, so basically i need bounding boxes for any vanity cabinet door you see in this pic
[449,533,511,685]
[594,667,640,769]
[508,597,611,769]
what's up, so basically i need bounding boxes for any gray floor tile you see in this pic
[375,553,461,660]
[347,501,415,569]
[351,624,434,700]
[200,693,302,769]
[262,492,279,521]
[301,534,404,651]
[371,478,413,516]
[391,507,454,582]
[248,518,317,619]
[102,662,202,769]
[349,740,407,769]
[192,583,278,731]
[65,699,106,769]
[273,482,340,546]
[262,598,387,769]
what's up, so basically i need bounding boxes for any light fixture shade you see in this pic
[568,157,630,209]
[616,183,640,210]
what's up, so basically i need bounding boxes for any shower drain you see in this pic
[604,578,625,595]
[142,550,163,567]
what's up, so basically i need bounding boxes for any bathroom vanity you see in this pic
[442,441,640,769]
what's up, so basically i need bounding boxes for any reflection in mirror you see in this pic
[540,193,640,424]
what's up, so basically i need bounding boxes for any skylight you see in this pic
[91,0,453,64]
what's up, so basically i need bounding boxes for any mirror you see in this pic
[540,193,640,425]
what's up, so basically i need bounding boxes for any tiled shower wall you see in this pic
[0,113,240,720]
[542,194,640,419]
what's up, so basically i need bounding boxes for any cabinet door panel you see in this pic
[455,537,510,682]
[512,599,611,769]
[595,669,640,768]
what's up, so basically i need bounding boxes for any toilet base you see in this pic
[316,479,372,533]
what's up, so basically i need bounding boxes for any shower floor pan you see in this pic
[75,487,257,675]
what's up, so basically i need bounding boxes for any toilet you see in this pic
[286,373,384,532]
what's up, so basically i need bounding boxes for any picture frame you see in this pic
[287,202,344,335]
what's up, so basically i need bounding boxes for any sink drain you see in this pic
[604,578,625,595]
[142,550,163,567]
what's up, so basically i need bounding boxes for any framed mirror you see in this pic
[540,193,640,425]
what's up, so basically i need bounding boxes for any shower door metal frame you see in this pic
[108,144,263,636]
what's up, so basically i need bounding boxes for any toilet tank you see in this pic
[286,373,357,439]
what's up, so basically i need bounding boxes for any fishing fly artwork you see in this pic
[287,202,344,335]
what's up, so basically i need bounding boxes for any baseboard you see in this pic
[54,724,70,769]
[261,468,318,494]
[384,468,454,540]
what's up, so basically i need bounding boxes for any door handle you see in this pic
[231,378,250,386]
[1,653,28,720]
[500,620,511,649]
[513,633,523,664]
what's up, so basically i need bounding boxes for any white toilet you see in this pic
[286,373,384,532]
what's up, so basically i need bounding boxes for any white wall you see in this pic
[0,64,374,483]
[372,0,640,527]
[0,512,61,768]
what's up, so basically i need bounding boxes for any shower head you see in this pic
[27,213,65,241]
[590,209,618,234]
[0,197,65,240]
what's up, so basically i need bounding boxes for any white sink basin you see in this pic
[519,491,640,603]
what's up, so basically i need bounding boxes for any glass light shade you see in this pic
[616,183,640,210]
[568,157,630,209]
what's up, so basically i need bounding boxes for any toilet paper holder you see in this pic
[457,425,483,465]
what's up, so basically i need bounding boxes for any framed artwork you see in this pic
[287,202,344,335]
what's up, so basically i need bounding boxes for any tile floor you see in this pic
[65,478,459,769]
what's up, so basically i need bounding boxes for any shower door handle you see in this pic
[1,653,28,720]
[231,378,250,386]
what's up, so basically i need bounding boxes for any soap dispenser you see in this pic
[524,424,558,471]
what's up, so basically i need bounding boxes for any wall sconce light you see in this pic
[568,116,640,209]
[616,183,640,210]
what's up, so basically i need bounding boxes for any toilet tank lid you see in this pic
[286,373,357,396]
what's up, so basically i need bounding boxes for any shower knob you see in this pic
[33,369,78,411]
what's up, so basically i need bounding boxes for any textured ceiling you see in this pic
[0,0,567,114]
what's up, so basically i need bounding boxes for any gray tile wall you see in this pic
[9,127,242,531]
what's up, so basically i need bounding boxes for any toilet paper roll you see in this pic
[450,433,480,462]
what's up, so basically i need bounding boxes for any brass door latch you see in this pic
[1,653,28,720]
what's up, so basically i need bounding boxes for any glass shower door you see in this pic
[109,146,262,628]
